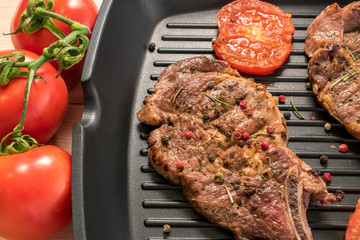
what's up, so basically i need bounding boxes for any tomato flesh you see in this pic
[346,199,360,240]
[213,0,295,75]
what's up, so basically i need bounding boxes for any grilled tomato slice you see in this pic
[213,0,295,75]
[346,199,360,240]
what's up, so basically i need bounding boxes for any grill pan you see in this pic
[72,0,360,239]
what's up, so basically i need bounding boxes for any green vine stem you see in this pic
[0,0,91,155]
[5,0,66,40]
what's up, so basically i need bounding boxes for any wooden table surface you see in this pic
[0,0,103,239]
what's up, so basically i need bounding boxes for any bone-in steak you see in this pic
[306,1,360,140]
[137,56,343,240]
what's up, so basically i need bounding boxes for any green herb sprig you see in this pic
[201,128,218,146]
[172,86,184,113]
[329,71,358,90]
[290,97,305,120]
[205,93,234,108]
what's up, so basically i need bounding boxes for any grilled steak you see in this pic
[305,1,360,57]
[306,1,360,140]
[138,56,343,240]
[305,3,343,58]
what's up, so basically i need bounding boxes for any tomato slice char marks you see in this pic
[213,0,295,75]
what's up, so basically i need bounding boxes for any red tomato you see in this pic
[213,0,295,75]
[0,145,71,240]
[0,49,68,144]
[346,199,360,240]
[10,0,98,89]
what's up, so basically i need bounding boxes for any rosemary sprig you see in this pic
[224,185,234,204]
[201,128,218,146]
[172,86,184,113]
[290,97,305,120]
[329,71,358,90]
[205,93,234,108]
[345,46,356,61]
[249,132,272,138]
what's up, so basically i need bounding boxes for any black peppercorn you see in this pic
[208,156,215,163]
[283,112,291,120]
[148,42,156,52]
[320,155,328,164]
[246,139,252,146]
[161,136,169,145]
[334,189,345,201]
[223,162,229,168]
[308,168,321,177]
[207,82,215,89]
[202,114,210,121]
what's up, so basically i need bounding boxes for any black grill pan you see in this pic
[72,0,360,239]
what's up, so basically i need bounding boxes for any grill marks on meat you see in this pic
[305,3,343,58]
[137,56,342,240]
[308,45,360,139]
[306,1,360,140]
[305,1,360,57]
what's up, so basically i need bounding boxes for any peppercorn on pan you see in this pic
[72,0,360,239]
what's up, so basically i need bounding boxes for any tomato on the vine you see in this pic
[213,0,295,75]
[0,145,71,240]
[10,0,98,89]
[0,49,68,144]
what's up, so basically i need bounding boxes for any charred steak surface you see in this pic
[306,1,360,140]
[137,56,343,240]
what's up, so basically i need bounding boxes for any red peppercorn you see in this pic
[267,126,275,133]
[185,131,192,139]
[245,108,254,116]
[261,141,270,150]
[322,173,332,183]
[310,116,316,120]
[242,132,250,140]
[176,161,184,169]
[233,132,242,140]
[339,144,348,153]
[278,95,286,103]
[239,101,247,109]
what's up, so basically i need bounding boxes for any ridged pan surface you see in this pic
[73,0,360,239]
